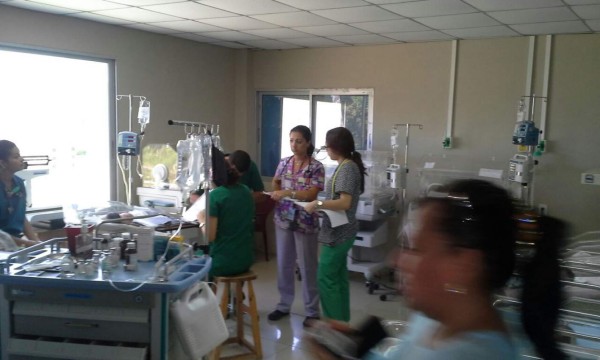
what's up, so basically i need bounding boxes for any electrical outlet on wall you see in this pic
[537,204,548,216]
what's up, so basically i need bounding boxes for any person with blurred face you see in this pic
[0,140,40,248]
[309,179,564,359]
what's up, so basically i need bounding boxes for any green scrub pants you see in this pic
[318,237,355,321]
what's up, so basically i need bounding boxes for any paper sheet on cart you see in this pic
[294,201,348,228]
[181,193,208,222]
[134,214,178,227]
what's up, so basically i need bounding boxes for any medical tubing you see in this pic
[116,155,131,206]
[108,278,149,292]
[153,208,185,279]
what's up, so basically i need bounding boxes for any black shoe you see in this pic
[268,310,289,321]
[303,316,320,327]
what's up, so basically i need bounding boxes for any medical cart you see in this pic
[0,238,211,360]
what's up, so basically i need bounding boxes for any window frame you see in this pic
[0,44,117,215]
[257,88,374,177]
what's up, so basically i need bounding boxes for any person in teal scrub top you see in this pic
[0,140,40,248]
[198,150,255,278]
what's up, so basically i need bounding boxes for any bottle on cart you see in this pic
[120,232,131,259]
[124,241,138,271]
[74,220,93,260]
[100,233,111,251]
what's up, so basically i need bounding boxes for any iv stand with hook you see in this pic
[392,123,423,212]
[116,94,148,206]
[168,119,219,247]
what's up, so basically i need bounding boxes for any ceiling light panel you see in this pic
[126,23,184,34]
[71,12,135,25]
[312,6,402,22]
[276,0,369,10]
[384,30,454,41]
[350,19,430,32]
[565,0,600,5]
[365,0,415,3]
[142,2,236,19]
[382,0,477,18]
[107,0,182,5]
[572,5,600,19]
[252,11,338,27]
[241,39,302,49]
[488,7,578,24]
[444,25,519,38]
[3,0,77,14]
[151,20,225,32]
[463,0,564,11]
[292,24,369,36]
[172,32,222,42]
[243,28,312,39]
[282,37,348,47]
[211,41,252,48]
[198,30,264,41]
[198,16,279,30]
[327,34,398,44]
[586,19,600,30]
[198,0,296,16]
[418,13,500,30]
[510,20,589,34]
[25,0,127,11]
[95,7,181,22]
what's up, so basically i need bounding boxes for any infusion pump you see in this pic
[508,154,532,184]
[386,164,406,189]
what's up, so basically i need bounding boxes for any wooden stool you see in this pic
[210,271,262,360]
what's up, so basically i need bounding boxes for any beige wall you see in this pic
[245,34,600,236]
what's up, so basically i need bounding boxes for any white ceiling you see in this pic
[2,0,600,50]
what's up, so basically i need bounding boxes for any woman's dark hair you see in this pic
[425,179,516,290]
[424,179,566,359]
[0,140,17,162]
[325,127,367,193]
[225,150,251,186]
[290,125,315,156]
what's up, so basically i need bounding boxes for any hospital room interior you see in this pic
[1,0,600,359]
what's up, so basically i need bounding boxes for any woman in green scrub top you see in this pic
[198,150,255,278]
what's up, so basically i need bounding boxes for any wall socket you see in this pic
[537,204,548,216]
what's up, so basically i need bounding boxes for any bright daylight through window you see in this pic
[0,48,113,216]
[259,90,373,177]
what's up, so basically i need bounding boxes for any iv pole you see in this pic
[116,94,148,206]
[392,123,423,211]
[168,119,217,247]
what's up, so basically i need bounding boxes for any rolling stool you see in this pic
[210,271,262,359]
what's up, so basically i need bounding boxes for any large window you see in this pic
[0,47,114,216]
[258,89,373,177]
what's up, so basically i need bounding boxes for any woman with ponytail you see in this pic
[198,150,255,278]
[305,127,367,322]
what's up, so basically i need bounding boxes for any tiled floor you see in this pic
[217,255,410,359]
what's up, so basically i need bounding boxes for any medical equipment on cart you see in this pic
[168,120,216,207]
[0,237,212,360]
[361,125,422,298]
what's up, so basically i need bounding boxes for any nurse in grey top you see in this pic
[304,127,366,322]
